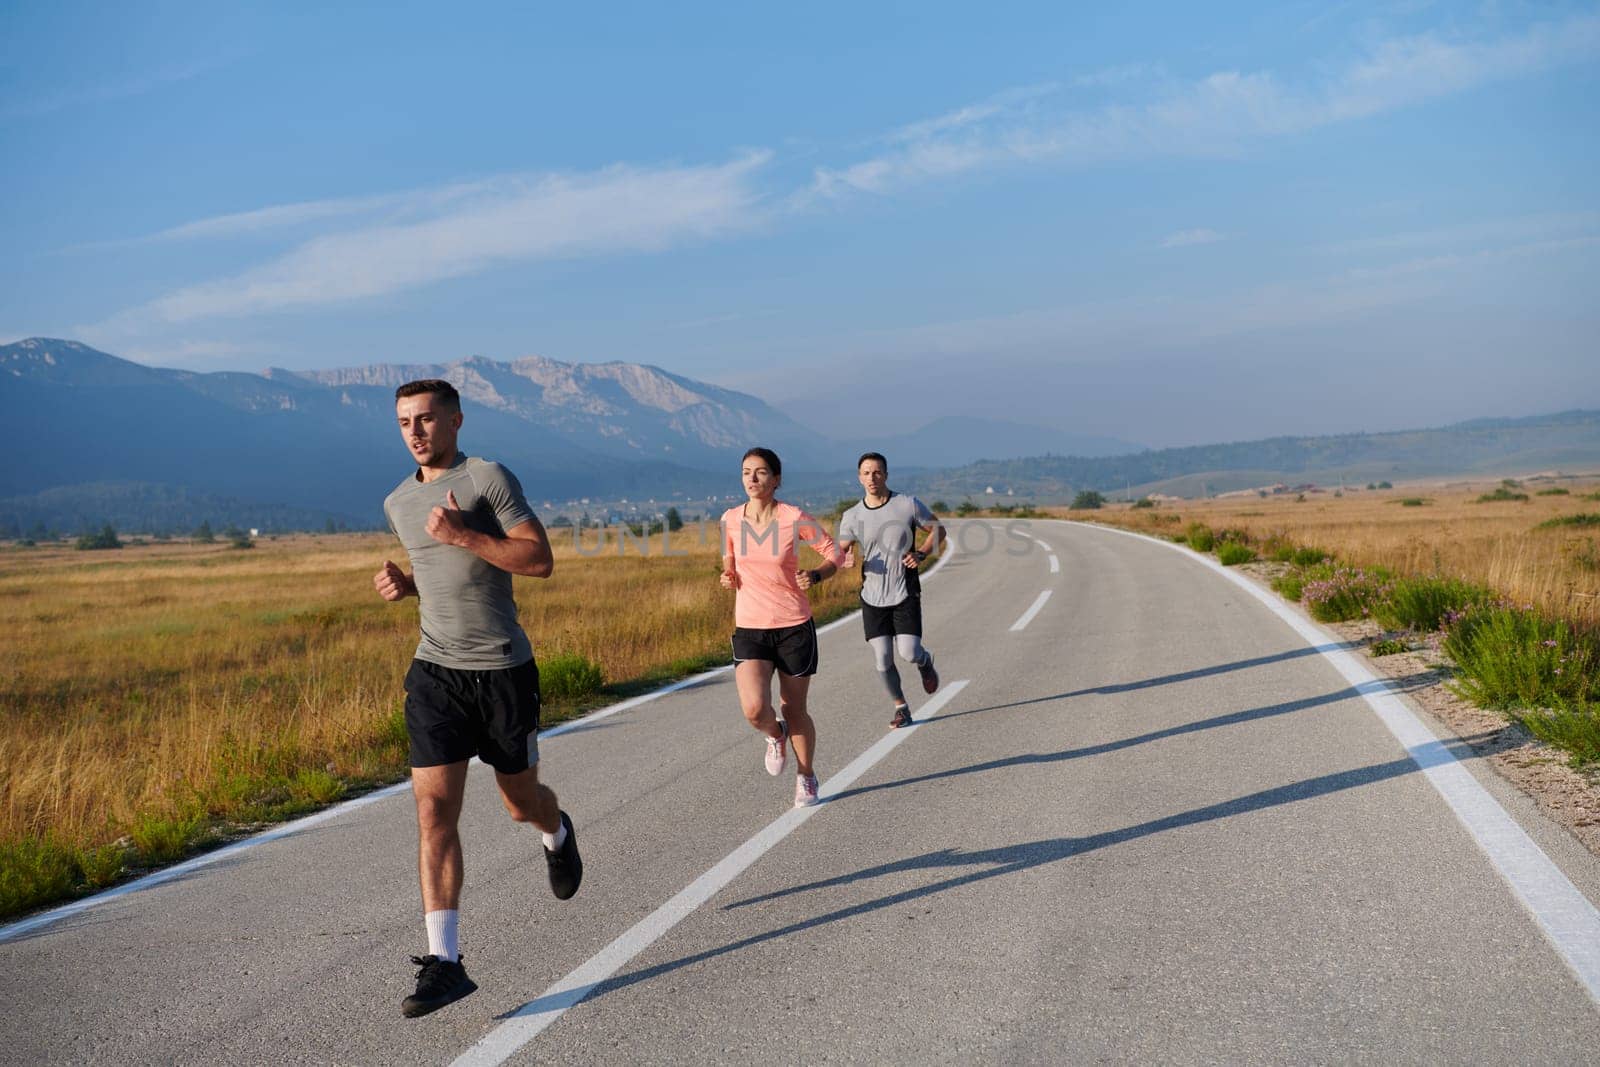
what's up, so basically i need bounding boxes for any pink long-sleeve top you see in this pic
[721,501,844,629]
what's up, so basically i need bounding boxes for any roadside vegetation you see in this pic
[1075,479,1600,773]
[0,522,866,918]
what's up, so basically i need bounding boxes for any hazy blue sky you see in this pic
[3,2,1596,446]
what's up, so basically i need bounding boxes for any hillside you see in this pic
[901,410,1600,501]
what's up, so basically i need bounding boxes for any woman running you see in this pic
[719,447,845,807]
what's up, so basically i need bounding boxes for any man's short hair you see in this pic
[396,379,461,411]
[857,451,888,471]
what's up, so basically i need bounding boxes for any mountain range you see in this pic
[6,338,1596,536]
[0,338,1137,533]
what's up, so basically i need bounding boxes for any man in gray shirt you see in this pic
[375,378,581,1018]
[836,452,945,729]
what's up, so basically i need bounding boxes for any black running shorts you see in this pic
[731,619,819,677]
[403,658,541,772]
[861,596,922,641]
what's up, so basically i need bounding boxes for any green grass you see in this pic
[1510,703,1600,767]
[1373,574,1491,632]
[1271,571,1306,601]
[1443,605,1599,711]
[1370,638,1410,656]
[1185,523,1215,553]
[539,651,606,701]
[1217,541,1255,566]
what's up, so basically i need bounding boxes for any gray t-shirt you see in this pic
[838,492,937,608]
[383,453,536,670]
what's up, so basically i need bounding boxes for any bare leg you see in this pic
[495,762,561,835]
[735,659,782,739]
[777,671,816,776]
[411,762,470,912]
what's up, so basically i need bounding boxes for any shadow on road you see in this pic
[931,643,1353,726]
[832,687,1366,804]
[491,745,1466,1021]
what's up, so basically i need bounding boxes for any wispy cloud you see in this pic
[807,14,1600,199]
[108,154,771,325]
[1,54,236,121]
[1162,228,1226,248]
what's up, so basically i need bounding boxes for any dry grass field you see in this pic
[1061,477,1600,631]
[0,521,860,914]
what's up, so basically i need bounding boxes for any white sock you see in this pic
[542,820,567,852]
[424,909,459,963]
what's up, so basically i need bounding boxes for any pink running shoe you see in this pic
[764,720,789,776]
[794,772,820,808]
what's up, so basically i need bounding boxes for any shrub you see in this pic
[1185,523,1215,552]
[1510,702,1600,767]
[0,836,79,916]
[1476,488,1529,503]
[1217,542,1255,566]
[1394,498,1428,507]
[1374,575,1491,632]
[129,810,205,865]
[193,521,216,543]
[1291,547,1329,567]
[1443,604,1600,710]
[1272,572,1305,600]
[1071,490,1105,510]
[1302,566,1390,622]
[1377,481,1393,489]
[955,501,979,517]
[540,652,605,701]
[75,523,122,551]
[1537,488,1571,496]
[1132,497,1155,509]
[1370,638,1409,656]
[1538,513,1600,529]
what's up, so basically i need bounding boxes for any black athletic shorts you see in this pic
[403,657,541,773]
[861,595,922,641]
[731,619,819,677]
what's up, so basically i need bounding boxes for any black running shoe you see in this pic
[544,810,583,900]
[918,652,939,695]
[889,704,914,729]
[402,954,477,1018]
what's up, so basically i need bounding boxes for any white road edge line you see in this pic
[1010,589,1053,632]
[1076,520,1600,1006]
[450,678,972,1067]
[0,539,961,945]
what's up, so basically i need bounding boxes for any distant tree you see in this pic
[930,500,950,513]
[324,518,338,534]
[76,523,122,551]
[1071,491,1105,510]
[665,506,683,532]
[548,514,574,528]
[955,500,979,517]
[223,525,254,549]
[193,521,216,543]
[1366,482,1376,490]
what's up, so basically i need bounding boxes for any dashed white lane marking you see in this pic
[0,541,961,945]
[1009,589,1053,632]
[1079,520,1600,1007]
[1049,554,1060,573]
[450,679,973,1067]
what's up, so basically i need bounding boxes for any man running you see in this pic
[375,378,582,1019]
[836,452,944,728]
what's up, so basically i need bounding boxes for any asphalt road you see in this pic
[5,519,1600,1065]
